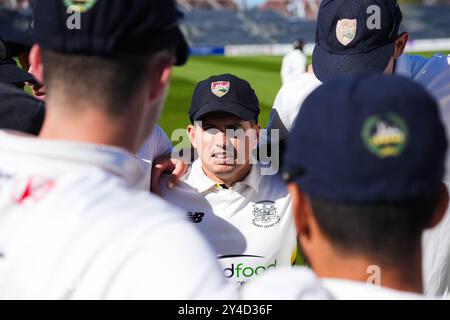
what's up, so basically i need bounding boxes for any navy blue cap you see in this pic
[0,83,45,135]
[34,0,189,65]
[283,74,447,203]
[313,0,402,82]
[0,39,36,85]
[189,74,260,122]
[0,4,35,47]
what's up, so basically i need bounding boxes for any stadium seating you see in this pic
[182,4,450,47]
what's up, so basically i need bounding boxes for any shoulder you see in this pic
[274,73,322,111]
[241,267,333,300]
[397,53,450,79]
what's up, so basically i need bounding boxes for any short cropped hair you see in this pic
[309,196,438,264]
[41,50,154,116]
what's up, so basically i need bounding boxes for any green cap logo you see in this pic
[64,0,97,12]
[362,113,408,158]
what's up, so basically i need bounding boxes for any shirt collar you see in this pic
[321,278,426,300]
[186,159,262,193]
[0,131,146,187]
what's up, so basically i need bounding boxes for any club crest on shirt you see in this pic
[252,201,280,228]
[211,81,230,98]
[336,19,357,46]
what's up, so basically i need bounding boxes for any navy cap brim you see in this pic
[0,63,36,85]
[313,42,395,83]
[191,100,257,122]
[0,9,34,47]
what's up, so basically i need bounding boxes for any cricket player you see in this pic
[264,0,450,296]
[0,4,184,191]
[0,0,236,300]
[159,74,297,287]
[244,74,449,299]
[281,39,307,84]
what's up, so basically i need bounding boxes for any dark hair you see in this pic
[309,196,438,264]
[41,50,154,116]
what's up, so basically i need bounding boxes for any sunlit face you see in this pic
[188,112,260,180]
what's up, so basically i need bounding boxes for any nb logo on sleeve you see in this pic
[187,212,205,223]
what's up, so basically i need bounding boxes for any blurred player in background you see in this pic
[0,0,235,300]
[281,38,307,84]
[160,74,297,287]
[244,74,448,299]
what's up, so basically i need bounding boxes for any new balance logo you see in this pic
[187,212,204,223]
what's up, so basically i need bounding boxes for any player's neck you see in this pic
[39,99,144,154]
[202,163,252,189]
[311,244,424,294]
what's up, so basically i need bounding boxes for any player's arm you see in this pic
[139,125,189,195]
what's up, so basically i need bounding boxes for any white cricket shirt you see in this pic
[160,159,297,287]
[242,267,426,300]
[241,267,334,300]
[137,125,173,191]
[0,131,236,300]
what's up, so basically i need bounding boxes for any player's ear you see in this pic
[147,51,174,102]
[251,122,260,149]
[427,183,449,229]
[288,183,315,259]
[187,124,197,148]
[289,184,312,237]
[394,32,409,58]
[29,45,44,84]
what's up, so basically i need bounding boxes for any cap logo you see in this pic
[63,0,97,13]
[336,19,357,46]
[211,81,230,98]
[362,113,408,158]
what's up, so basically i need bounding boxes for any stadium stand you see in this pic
[179,3,450,47]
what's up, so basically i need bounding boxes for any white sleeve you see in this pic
[300,52,308,73]
[267,74,322,141]
[138,125,173,162]
[281,55,289,85]
[266,87,292,142]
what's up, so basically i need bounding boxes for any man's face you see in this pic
[188,112,260,179]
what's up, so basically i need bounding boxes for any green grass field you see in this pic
[160,51,449,141]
